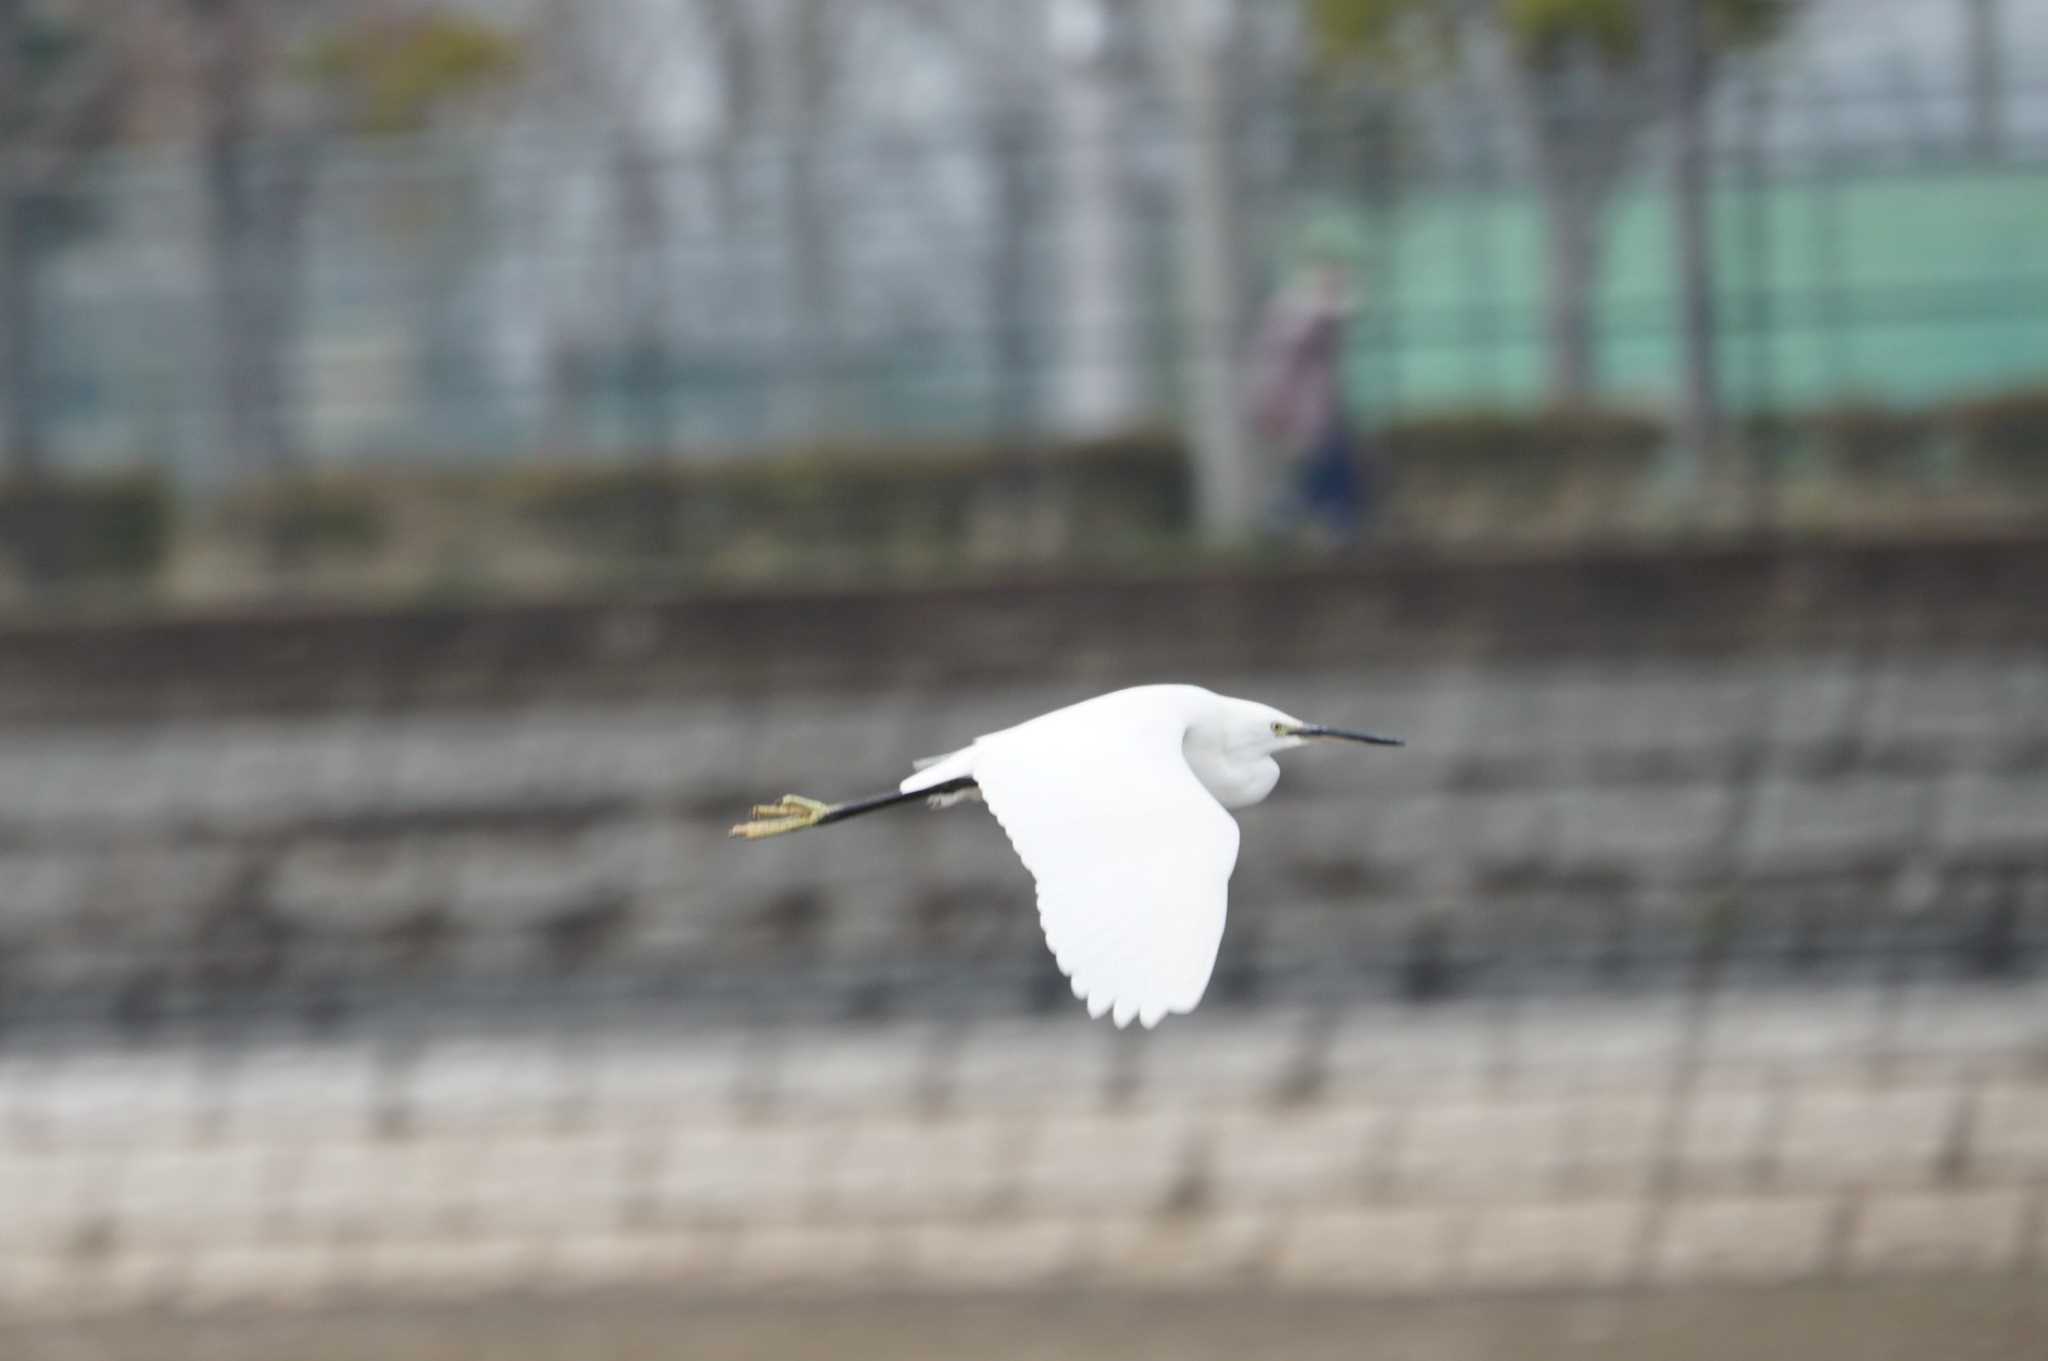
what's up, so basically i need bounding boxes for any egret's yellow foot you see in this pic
[730,794,834,840]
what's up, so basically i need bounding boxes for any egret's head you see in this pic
[1223,699,1404,756]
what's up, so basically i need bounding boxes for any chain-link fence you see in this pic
[3,0,2045,481]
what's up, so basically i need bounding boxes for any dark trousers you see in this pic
[1286,419,1370,539]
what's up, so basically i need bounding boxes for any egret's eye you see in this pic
[1270,721,1286,735]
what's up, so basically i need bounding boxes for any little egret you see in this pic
[730,684,1401,1028]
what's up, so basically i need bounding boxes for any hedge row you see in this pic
[1745,387,2048,483]
[2,387,2044,588]
[0,475,170,586]
[502,430,1190,565]
[1375,389,2048,487]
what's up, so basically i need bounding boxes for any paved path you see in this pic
[4,1280,2044,1361]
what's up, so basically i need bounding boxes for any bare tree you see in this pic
[774,0,840,440]
[532,0,1150,454]
[1966,0,2002,160]
[1,0,33,479]
[1048,0,1149,437]
[0,0,126,481]
[183,0,318,478]
[700,0,760,242]
[1462,10,1654,404]
[876,0,1164,443]
[530,0,692,454]
[1658,0,1719,485]
[1314,0,1789,405]
[883,0,1047,441]
[182,1,516,478]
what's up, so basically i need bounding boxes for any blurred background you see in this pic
[1,0,2046,1356]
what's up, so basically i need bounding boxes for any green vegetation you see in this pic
[1382,408,1664,491]
[303,14,525,135]
[0,472,169,585]
[0,387,2043,608]
[1949,385,2048,488]
[217,478,390,566]
[1792,402,1939,482]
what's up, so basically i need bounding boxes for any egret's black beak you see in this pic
[1290,724,1404,747]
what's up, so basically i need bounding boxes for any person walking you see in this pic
[1247,255,1370,546]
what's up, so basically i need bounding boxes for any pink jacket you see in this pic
[1248,287,1348,452]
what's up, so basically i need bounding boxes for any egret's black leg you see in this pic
[731,777,977,840]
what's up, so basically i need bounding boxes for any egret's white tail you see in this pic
[901,746,975,795]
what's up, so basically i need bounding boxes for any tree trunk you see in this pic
[1539,176,1601,405]
[1661,0,1720,487]
[196,0,249,472]
[611,129,673,464]
[1513,29,1634,409]
[702,0,752,310]
[1967,0,2003,160]
[1159,0,1255,543]
[0,199,64,585]
[204,127,261,474]
[984,105,1036,445]
[0,191,42,483]
[778,0,835,442]
[1049,3,1141,437]
[194,0,298,480]
[248,143,313,475]
[0,0,41,483]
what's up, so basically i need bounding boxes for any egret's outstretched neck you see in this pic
[1182,723,1283,811]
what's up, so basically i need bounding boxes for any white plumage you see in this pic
[735,684,1400,1029]
[905,687,1240,1028]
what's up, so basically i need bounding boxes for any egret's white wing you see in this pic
[968,694,1239,1029]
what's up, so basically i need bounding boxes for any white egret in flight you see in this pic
[731,685,1401,1028]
